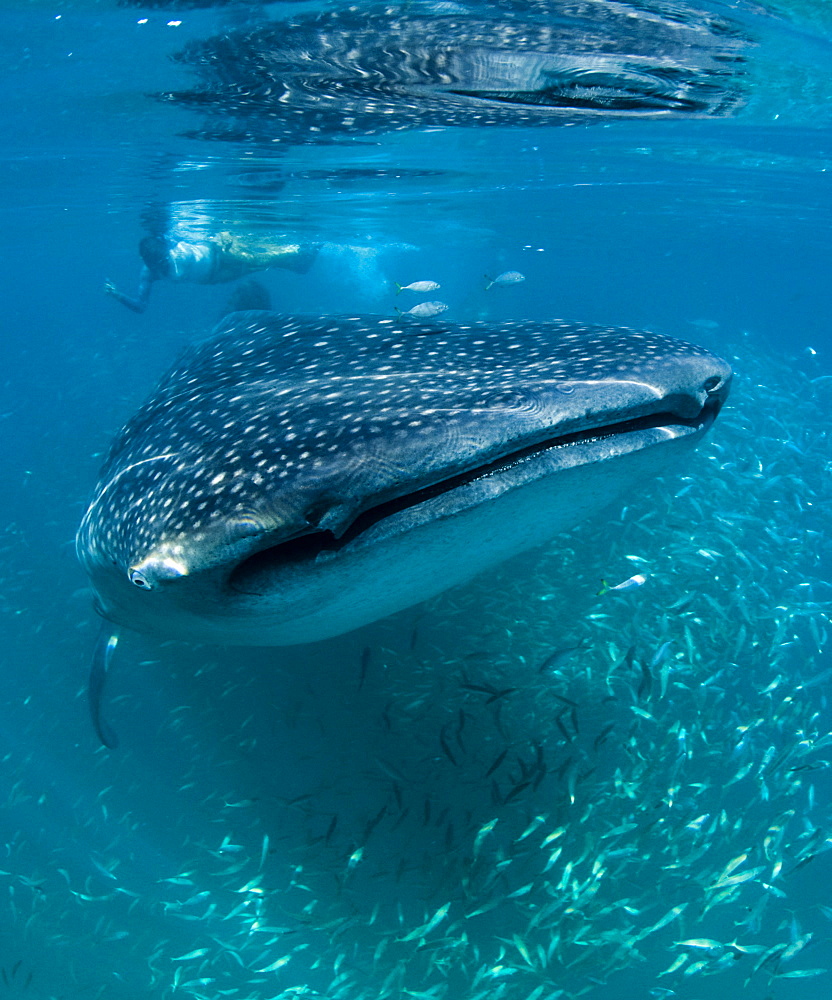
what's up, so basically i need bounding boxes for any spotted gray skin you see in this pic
[164,1,749,146]
[77,311,731,645]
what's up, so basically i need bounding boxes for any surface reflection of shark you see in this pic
[160,0,751,145]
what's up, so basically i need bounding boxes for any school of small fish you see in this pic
[393,269,526,319]
[2,334,830,997]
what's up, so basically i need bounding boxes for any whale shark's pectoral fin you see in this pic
[88,625,120,749]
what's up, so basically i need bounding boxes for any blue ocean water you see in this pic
[1,1,832,998]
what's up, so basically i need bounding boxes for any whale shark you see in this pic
[77,311,731,648]
[163,1,749,146]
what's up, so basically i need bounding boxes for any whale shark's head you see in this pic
[77,312,730,645]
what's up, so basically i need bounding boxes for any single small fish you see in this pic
[396,300,448,319]
[439,725,458,765]
[709,866,765,890]
[658,954,688,977]
[358,645,370,691]
[171,948,210,961]
[257,955,292,973]
[637,657,653,701]
[650,640,674,670]
[485,687,517,705]
[555,711,572,742]
[399,902,451,942]
[465,899,501,919]
[90,856,118,881]
[637,903,688,940]
[674,938,726,954]
[593,722,615,751]
[541,826,565,846]
[597,573,648,595]
[395,280,440,295]
[725,941,767,955]
[715,853,748,881]
[543,846,563,871]
[599,821,637,840]
[473,818,498,858]
[503,779,531,804]
[538,644,583,673]
[460,679,499,695]
[485,748,508,778]
[552,692,579,708]
[775,968,827,978]
[217,837,244,854]
[325,815,338,844]
[235,876,263,893]
[157,872,196,885]
[515,815,547,844]
[485,270,525,290]
[89,627,120,750]
[513,934,534,966]
[688,317,720,329]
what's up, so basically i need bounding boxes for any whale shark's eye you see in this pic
[129,569,152,590]
[703,375,723,393]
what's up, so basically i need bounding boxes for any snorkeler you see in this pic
[105,231,319,313]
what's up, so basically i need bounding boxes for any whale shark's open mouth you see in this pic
[230,391,724,590]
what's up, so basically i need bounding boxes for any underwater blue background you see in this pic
[1,1,832,998]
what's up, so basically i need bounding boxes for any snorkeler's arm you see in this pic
[104,266,154,313]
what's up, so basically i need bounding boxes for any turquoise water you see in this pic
[1,1,832,997]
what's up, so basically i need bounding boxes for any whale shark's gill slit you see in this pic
[230,399,722,589]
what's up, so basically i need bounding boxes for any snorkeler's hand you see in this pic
[103,278,148,313]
